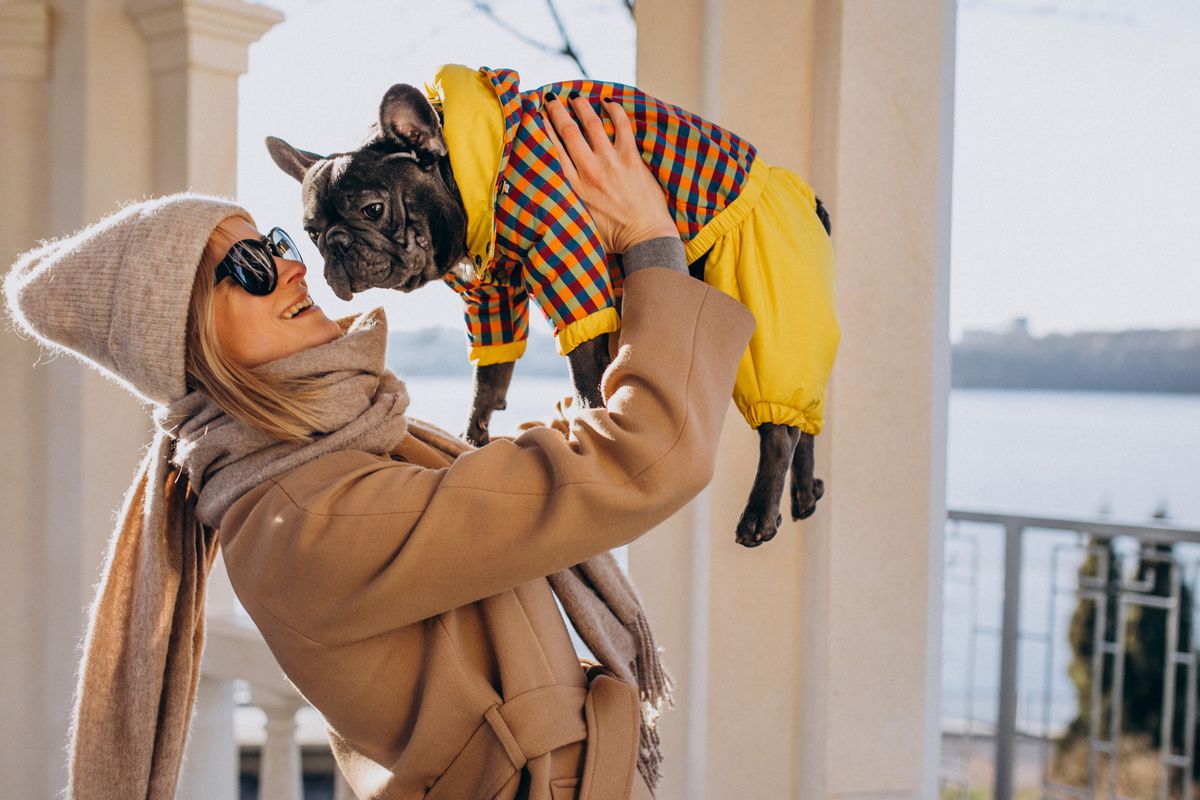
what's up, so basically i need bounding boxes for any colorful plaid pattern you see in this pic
[442,67,757,357]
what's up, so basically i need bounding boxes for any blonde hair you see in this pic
[184,218,331,443]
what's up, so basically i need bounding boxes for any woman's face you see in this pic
[211,217,343,367]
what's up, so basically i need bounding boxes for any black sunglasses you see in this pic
[213,227,303,296]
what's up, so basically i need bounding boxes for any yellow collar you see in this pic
[427,64,505,271]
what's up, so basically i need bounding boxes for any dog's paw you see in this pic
[462,428,490,448]
[790,478,825,521]
[734,507,783,548]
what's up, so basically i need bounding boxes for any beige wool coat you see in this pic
[215,266,757,799]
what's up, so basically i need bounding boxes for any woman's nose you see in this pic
[279,258,307,286]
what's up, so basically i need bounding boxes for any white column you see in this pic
[630,1,956,798]
[0,8,52,799]
[126,0,283,194]
[256,692,305,800]
[804,4,956,798]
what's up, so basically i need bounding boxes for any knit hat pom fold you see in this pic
[3,193,254,406]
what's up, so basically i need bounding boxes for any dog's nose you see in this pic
[327,229,352,255]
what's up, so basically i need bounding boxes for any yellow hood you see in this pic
[427,64,506,273]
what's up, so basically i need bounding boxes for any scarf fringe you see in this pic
[633,611,674,792]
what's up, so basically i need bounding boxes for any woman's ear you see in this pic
[378,84,447,158]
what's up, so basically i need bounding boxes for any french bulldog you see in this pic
[267,71,837,548]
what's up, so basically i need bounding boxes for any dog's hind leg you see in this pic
[464,361,516,446]
[565,333,613,409]
[735,423,802,547]
[789,432,825,520]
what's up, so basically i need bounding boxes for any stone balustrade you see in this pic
[188,614,355,800]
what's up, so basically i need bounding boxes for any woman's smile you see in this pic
[280,293,315,319]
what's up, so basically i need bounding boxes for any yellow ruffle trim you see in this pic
[740,400,823,435]
[468,338,528,367]
[555,308,622,356]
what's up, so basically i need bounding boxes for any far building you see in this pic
[960,315,1034,345]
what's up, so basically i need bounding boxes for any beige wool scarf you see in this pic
[68,307,672,799]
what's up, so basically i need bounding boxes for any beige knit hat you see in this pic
[4,193,254,406]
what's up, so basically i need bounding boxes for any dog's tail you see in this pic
[814,196,832,236]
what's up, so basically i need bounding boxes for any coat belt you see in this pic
[425,683,589,800]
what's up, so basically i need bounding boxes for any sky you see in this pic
[237,0,1199,343]
[952,0,1200,338]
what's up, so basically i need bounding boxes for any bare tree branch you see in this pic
[542,0,588,76]
[470,1,557,53]
[470,0,589,77]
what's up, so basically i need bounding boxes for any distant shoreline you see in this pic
[387,325,1200,394]
[949,386,1200,395]
[952,326,1200,394]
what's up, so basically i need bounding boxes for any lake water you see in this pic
[400,375,578,443]
[400,377,1200,735]
[946,389,1200,526]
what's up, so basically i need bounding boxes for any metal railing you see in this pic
[941,510,1200,800]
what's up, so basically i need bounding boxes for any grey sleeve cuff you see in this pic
[621,236,688,275]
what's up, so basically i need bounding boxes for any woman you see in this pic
[5,96,754,798]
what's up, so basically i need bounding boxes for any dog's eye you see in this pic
[305,229,319,244]
[362,203,384,221]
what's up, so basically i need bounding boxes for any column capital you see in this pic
[251,686,305,718]
[126,0,283,75]
[0,1,51,79]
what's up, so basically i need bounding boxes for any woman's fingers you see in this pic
[541,94,585,185]
[541,114,579,187]
[601,96,636,155]
[540,88,676,254]
[569,94,614,157]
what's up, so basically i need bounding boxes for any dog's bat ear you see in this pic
[379,84,447,158]
[265,136,324,182]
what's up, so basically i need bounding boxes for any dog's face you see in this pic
[266,84,467,301]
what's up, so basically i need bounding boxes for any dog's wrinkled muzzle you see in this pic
[324,258,354,301]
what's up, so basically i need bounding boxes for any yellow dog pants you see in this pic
[684,159,841,436]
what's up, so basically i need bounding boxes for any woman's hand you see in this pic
[541,93,679,254]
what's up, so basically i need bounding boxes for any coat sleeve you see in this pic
[218,266,756,646]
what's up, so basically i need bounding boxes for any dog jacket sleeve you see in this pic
[435,65,622,365]
[441,266,532,364]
